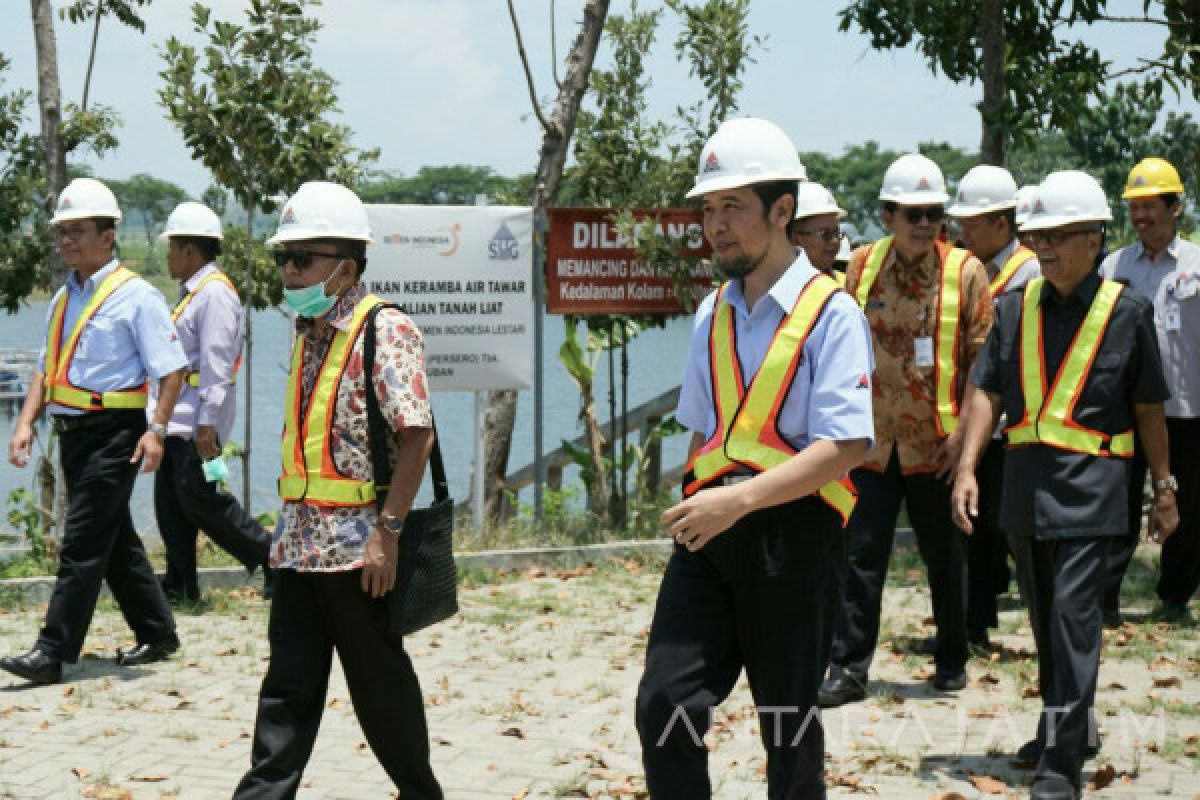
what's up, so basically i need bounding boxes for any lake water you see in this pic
[0,301,694,536]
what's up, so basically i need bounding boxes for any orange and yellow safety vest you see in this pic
[43,266,149,411]
[1004,277,1134,458]
[683,273,858,526]
[278,293,385,507]
[173,270,242,388]
[989,245,1037,297]
[855,235,970,437]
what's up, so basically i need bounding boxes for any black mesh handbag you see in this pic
[363,303,458,636]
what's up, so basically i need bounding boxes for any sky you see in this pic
[2,0,1196,197]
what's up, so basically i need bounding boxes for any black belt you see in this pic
[51,410,140,434]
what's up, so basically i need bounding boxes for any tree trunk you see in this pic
[978,0,1006,165]
[487,0,611,521]
[580,390,609,517]
[31,0,68,288]
[81,7,103,111]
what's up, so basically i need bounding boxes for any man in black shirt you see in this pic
[952,171,1178,800]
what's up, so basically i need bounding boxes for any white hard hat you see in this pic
[267,181,373,246]
[794,182,847,219]
[159,202,223,241]
[50,177,122,225]
[1020,171,1113,232]
[878,153,949,206]
[685,118,807,199]
[947,165,1018,217]
[1014,185,1038,227]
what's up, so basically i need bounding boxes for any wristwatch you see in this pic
[1153,475,1179,495]
[378,511,405,536]
[148,422,168,440]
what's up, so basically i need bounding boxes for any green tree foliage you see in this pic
[108,172,189,267]
[358,165,530,206]
[159,0,378,307]
[0,54,120,311]
[220,226,279,307]
[201,184,227,217]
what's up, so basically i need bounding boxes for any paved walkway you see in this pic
[0,549,1196,799]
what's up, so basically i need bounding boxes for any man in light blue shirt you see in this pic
[1100,157,1200,623]
[3,178,186,685]
[153,202,271,605]
[636,118,874,799]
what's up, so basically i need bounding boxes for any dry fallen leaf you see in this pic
[129,774,168,783]
[967,774,1007,794]
[929,794,967,800]
[1087,764,1116,791]
[501,726,525,739]
[71,767,91,780]
[1152,676,1182,689]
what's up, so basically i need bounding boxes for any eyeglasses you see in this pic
[900,206,945,224]
[272,250,343,270]
[1025,227,1103,248]
[794,227,843,243]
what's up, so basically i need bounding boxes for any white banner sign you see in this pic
[364,205,533,391]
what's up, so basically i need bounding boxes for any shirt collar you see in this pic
[184,262,219,293]
[1039,269,1102,308]
[68,258,120,294]
[1134,234,1181,263]
[723,254,818,318]
[295,282,367,334]
[990,238,1020,271]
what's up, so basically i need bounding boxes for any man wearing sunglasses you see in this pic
[1100,157,1200,627]
[233,182,443,799]
[819,153,993,708]
[790,182,848,284]
[953,170,1176,800]
[946,165,1041,653]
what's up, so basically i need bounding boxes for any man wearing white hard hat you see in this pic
[2,178,187,685]
[947,164,1041,650]
[233,182,442,799]
[953,171,1176,800]
[819,153,993,708]
[153,202,271,606]
[1014,184,1038,247]
[1100,157,1200,626]
[636,118,874,798]
[790,181,848,283]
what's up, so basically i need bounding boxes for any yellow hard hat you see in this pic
[1123,157,1184,199]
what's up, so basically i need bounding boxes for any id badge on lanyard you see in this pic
[914,336,935,368]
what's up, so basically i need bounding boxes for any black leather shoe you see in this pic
[817,673,867,708]
[968,629,991,651]
[932,668,967,691]
[0,649,62,685]
[116,634,180,667]
[1030,776,1078,800]
[1015,736,1100,765]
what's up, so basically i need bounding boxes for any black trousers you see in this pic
[1103,436,1145,615]
[233,568,443,800]
[1008,527,1110,792]
[36,411,175,663]
[1106,417,1200,611]
[966,440,1011,636]
[828,451,968,679]
[154,435,270,602]
[636,496,846,799]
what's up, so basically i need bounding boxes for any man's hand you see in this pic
[131,430,164,473]
[662,486,748,552]
[1148,492,1179,545]
[361,528,398,598]
[8,423,33,468]
[951,470,979,535]
[195,425,220,461]
[934,433,964,483]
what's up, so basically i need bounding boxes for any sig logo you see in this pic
[489,222,519,261]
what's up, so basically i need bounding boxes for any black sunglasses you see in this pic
[900,206,945,224]
[272,250,343,270]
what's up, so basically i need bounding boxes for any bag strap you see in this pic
[363,302,448,507]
